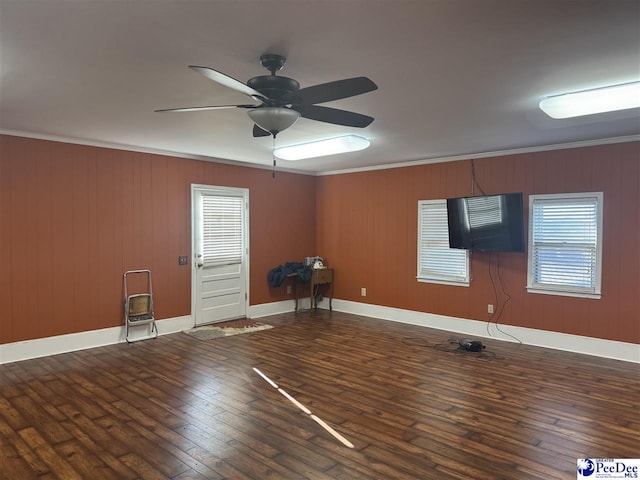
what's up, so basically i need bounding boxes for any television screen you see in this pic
[447,192,525,252]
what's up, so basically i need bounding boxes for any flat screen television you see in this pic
[446,192,525,252]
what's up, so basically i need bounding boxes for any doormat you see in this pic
[184,320,273,341]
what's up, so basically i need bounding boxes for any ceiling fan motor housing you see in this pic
[247,54,301,106]
[247,75,300,105]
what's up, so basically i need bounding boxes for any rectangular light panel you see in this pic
[539,82,640,119]
[274,135,370,160]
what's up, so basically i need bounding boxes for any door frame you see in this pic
[190,184,250,326]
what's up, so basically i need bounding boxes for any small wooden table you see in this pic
[293,268,333,311]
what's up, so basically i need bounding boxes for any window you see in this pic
[417,199,470,285]
[527,192,603,298]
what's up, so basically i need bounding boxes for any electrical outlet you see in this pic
[361,287,367,297]
[488,304,494,314]
[286,285,292,294]
[178,256,188,265]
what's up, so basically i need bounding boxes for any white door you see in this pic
[192,185,249,326]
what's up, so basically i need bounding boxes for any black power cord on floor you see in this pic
[402,337,504,360]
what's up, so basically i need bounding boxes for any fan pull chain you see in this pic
[272,134,277,179]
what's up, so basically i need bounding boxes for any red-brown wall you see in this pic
[0,135,316,344]
[315,141,639,344]
[2,135,638,346]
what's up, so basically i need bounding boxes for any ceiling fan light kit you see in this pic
[539,81,640,119]
[274,135,371,161]
[247,107,300,136]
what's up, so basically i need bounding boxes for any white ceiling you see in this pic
[1,0,639,174]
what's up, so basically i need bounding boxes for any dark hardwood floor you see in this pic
[1,310,638,479]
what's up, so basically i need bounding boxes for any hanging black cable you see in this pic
[470,158,486,195]
[487,252,500,337]
[493,253,522,344]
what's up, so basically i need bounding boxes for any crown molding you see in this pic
[2,129,637,177]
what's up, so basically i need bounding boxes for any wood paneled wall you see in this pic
[2,135,638,346]
[315,141,639,344]
[0,135,316,344]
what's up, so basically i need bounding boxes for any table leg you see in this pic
[329,280,333,311]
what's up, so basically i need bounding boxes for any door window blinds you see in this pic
[202,195,244,266]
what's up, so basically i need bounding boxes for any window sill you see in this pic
[526,286,601,300]
[417,277,470,287]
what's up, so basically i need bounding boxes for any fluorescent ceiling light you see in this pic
[539,81,640,119]
[274,135,370,160]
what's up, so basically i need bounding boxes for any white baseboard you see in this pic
[0,315,193,365]
[248,297,314,318]
[248,299,296,318]
[3,302,638,364]
[330,299,640,363]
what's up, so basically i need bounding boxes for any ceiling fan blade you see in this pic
[252,124,271,137]
[295,77,377,105]
[155,104,257,113]
[189,65,267,101]
[297,105,374,128]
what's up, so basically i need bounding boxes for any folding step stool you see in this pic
[123,269,158,343]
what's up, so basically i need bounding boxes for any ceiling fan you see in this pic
[156,53,377,137]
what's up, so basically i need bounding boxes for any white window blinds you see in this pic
[202,195,245,266]
[418,200,469,285]
[527,193,603,298]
